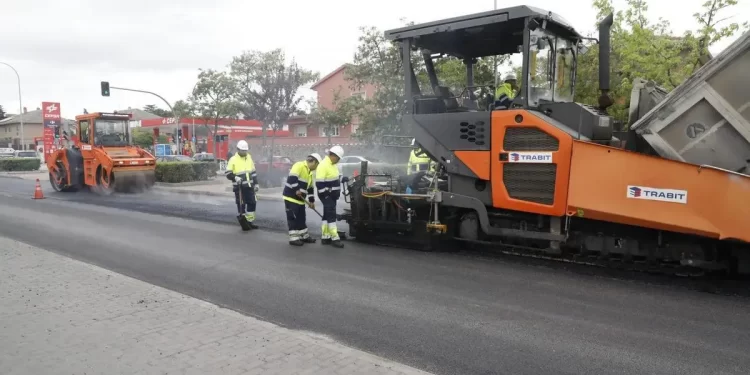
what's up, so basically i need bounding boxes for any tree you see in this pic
[573,0,745,123]
[172,100,194,124]
[230,49,318,156]
[142,104,173,117]
[308,89,358,146]
[347,25,507,141]
[130,128,167,148]
[0,105,6,119]
[346,26,413,142]
[191,69,239,157]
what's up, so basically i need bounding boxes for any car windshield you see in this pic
[16,151,36,157]
[95,119,129,147]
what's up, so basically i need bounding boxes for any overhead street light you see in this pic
[0,61,25,150]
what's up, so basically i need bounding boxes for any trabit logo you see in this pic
[628,186,642,197]
[510,153,519,162]
[46,103,58,113]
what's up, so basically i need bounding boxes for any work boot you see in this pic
[331,240,344,248]
[289,239,304,246]
[247,222,259,229]
[301,237,316,243]
[321,239,332,245]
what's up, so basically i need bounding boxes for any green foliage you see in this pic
[155,161,218,183]
[307,89,358,145]
[229,49,318,145]
[172,100,194,122]
[574,0,745,123]
[0,105,6,119]
[192,69,240,155]
[131,128,167,148]
[346,26,410,141]
[347,25,506,141]
[143,104,173,117]
[0,158,40,171]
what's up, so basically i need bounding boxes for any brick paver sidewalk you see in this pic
[0,236,430,375]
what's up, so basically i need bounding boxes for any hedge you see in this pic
[0,158,41,171]
[155,161,219,183]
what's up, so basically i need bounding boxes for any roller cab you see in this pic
[47,112,156,194]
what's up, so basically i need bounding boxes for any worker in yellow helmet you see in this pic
[406,138,436,194]
[406,138,434,176]
[224,140,259,230]
[315,145,346,248]
[283,153,322,246]
[494,73,518,109]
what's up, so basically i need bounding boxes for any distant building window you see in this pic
[320,125,340,137]
[350,124,359,134]
[295,125,307,137]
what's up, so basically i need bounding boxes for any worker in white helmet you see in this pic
[283,153,322,246]
[494,73,518,109]
[315,145,346,248]
[224,140,259,230]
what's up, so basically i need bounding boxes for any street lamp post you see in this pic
[0,62,25,150]
[493,0,499,92]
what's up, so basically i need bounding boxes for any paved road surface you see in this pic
[1,176,750,375]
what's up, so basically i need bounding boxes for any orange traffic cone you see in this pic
[32,179,45,200]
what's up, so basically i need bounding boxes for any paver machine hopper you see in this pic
[627,30,750,174]
[46,112,157,193]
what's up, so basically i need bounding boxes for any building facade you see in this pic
[246,64,377,149]
[0,107,74,150]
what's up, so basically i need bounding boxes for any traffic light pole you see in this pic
[108,86,179,152]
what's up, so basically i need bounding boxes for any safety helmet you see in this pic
[328,145,344,158]
[504,73,517,81]
[308,153,322,163]
[236,140,249,151]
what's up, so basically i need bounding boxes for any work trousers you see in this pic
[233,184,257,222]
[320,198,340,241]
[284,200,310,241]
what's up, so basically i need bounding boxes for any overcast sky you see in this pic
[1,0,748,119]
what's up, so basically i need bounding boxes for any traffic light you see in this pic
[100,81,110,97]
[177,129,182,139]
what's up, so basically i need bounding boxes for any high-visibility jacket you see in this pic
[495,82,516,108]
[225,153,258,187]
[283,161,315,205]
[315,156,341,201]
[407,148,435,175]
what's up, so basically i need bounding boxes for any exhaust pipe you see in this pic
[598,13,614,110]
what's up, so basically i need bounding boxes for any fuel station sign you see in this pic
[42,101,61,154]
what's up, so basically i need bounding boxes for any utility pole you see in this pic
[103,84,178,152]
[493,0,499,93]
[1,62,25,150]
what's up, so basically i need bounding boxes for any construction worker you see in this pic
[315,145,346,248]
[494,73,518,109]
[224,140,259,229]
[283,153,322,246]
[406,138,437,194]
[406,138,433,175]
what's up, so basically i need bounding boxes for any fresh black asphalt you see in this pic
[1,176,749,375]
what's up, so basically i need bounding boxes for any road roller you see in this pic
[46,112,157,194]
